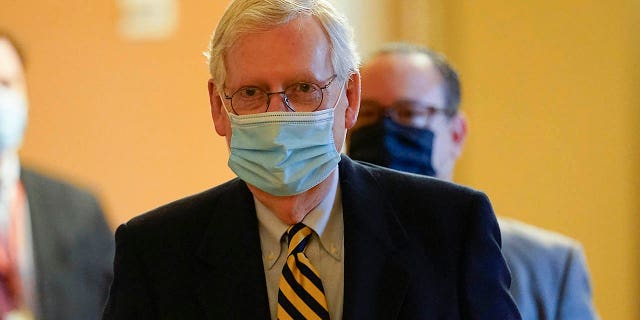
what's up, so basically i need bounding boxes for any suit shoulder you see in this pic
[124,178,245,236]
[341,156,495,234]
[20,168,106,227]
[347,157,485,199]
[498,217,583,254]
[114,178,250,267]
[498,218,595,319]
[498,218,587,276]
[21,167,98,201]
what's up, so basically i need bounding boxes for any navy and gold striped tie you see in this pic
[277,223,330,320]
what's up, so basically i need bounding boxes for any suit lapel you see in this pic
[191,158,413,319]
[194,180,270,319]
[339,157,412,319]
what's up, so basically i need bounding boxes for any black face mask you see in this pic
[348,118,436,176]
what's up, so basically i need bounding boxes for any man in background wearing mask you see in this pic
[0,31,114,319]
[348,42,598,320]
[103,0,520,318]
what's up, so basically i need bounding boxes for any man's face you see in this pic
[353,52,464,180]
[0,38,26,95]
[209,15,360,154]
[356,52,446,132]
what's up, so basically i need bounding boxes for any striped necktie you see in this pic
[277,223,330,320]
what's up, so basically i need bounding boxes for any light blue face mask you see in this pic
[0,86,28,152]
[222,84,344,196]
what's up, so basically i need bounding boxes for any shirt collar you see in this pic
[256,170,342,269]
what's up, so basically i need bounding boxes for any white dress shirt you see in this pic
[256,170,344,320]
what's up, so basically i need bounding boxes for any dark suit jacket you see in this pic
[499,218,598,320]
[22,168,114,320]
[103,156,520,319]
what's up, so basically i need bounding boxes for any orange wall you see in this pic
[2,0,638,318]
[1,0,235,227]
[440,1,640,318]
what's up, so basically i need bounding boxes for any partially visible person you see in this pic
[102,0,520,318]
[0,30,114,319]
[347,42,599,320]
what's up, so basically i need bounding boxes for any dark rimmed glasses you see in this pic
[358,99,446,129]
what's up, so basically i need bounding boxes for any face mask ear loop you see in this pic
[330,77,347,111]
[219,94,234,117]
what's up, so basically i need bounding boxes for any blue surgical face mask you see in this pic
[221,83,344,196]
[348,118,436,176]
[0,86,28,152]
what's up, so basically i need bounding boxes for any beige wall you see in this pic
[339,0,639,318]
[1,0,236,226]
[445,2,639,319]
[2,0,638,318]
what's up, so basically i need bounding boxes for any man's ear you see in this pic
[344,71,361,129]
[449,111,468,158]
[208,79,228,137]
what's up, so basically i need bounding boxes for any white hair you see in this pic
[205,0,360,95]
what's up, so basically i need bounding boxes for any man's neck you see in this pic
[0,150,20,182]
[247,170,337,225]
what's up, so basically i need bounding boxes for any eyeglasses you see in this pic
[224,74,338,115]
[358,99,446,129]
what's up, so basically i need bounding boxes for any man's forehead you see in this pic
[365,53,437,78]
[361,52,444,103]
[223,16,333,86]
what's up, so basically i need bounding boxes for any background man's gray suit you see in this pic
[500,218,598,320]
[22,168,113,320]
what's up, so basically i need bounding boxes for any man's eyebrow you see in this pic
[230,73,327,90]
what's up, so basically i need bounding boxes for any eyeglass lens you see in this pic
[228,75,336,115]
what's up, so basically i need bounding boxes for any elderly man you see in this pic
[103,1,520,319]
[0,31,114,319]
[348,42,598,320]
